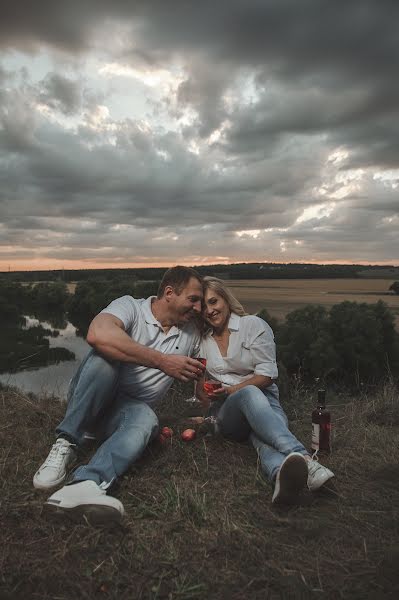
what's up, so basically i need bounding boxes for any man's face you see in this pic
[167,277,203,324]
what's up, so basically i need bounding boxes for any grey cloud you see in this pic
[330,116,399,170]
[2,2,399,170]
[0,74,351,240]
[38,73,82,115]
[281,190,399,262]
[1,1,398,265]
[176,62,231,138]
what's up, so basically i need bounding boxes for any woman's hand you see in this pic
[223,385,239,396]
[205,385,228,400]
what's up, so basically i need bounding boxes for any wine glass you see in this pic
[185,346,206,404]
[202,377,222,428]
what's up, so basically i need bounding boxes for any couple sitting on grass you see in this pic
[33,266,334,524]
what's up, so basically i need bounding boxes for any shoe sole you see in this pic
[272,454,308,505]
[43,502,123,527]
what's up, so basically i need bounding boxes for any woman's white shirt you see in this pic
[200,313,278,386]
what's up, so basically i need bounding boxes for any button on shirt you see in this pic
[101,295,200,405]
[200,313,278,386]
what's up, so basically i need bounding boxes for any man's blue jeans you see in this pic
[215,384,309,482]
[56,350,159,486]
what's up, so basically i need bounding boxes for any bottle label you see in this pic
[311,423,320,450]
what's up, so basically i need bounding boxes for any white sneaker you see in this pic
[307,459,334,491]
[33,438,76,490]
[272,452,308,505]
[44,480,124,525]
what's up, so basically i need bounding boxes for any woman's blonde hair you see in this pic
[203,277,248,316]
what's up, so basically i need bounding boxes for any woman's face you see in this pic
[203,288,230,332]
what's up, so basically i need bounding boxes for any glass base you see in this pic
[184,396,201,404]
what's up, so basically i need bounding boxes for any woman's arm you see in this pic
[224,374,273,395]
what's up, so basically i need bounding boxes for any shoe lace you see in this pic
[308,459,322,477]
[311,449,319,461]
[44,441,75,468]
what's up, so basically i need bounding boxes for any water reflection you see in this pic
[0,318,89,400]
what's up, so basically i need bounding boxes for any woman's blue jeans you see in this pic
[215,384,309,482]
[56,350,159,487]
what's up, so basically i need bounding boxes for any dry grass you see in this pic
[1,381,399,599]
[228,279,399,328]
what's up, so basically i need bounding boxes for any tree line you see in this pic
[3,262,399,283]
[1,280,398,388]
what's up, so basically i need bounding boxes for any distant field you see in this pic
[227,278,399,327]
[61,278,399,328]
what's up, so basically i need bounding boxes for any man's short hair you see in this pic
[157,266,202,298]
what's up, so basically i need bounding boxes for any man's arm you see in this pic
[86,313,204,382]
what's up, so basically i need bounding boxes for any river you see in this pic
[0,317,89,399]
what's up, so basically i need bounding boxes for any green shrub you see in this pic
[259,301,399,387]
[389,281,399,294]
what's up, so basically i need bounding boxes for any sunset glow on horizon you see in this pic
[2,257,399,274]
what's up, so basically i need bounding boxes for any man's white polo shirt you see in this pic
[101,295,200,405]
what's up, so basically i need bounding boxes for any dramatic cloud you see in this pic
[0,0,398,269]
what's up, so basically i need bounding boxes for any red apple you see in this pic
[157,433,167,445]
[161,426,173,438]
[181,428,196,442]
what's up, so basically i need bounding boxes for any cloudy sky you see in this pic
[1,0,398,271]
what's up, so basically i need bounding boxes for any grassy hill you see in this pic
[1,382,398,599]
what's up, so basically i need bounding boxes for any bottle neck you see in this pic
[317,389,326,408]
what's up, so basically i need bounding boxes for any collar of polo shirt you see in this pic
[142,297,159,325]
[144,296,181,335]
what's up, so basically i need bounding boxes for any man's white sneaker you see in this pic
[307,459,335,492]
[272,452,308,505]
[33,438,76,490]
[44,480,124,525]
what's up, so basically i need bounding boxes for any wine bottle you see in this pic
[311,389,331,454]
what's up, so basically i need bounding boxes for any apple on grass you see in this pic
[161,426,173,438]
[181,428,196,442]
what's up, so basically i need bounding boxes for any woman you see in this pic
[197,277,334,505]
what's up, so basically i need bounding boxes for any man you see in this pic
[33,266,205,523]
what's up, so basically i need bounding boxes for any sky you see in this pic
[1,0,398,271]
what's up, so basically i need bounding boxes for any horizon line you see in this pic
[1,260,399,274]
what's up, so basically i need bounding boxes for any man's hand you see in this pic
[159,355,206,382]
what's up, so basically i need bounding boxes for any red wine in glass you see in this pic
[203,380,222,394]
[185,357,207,404]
